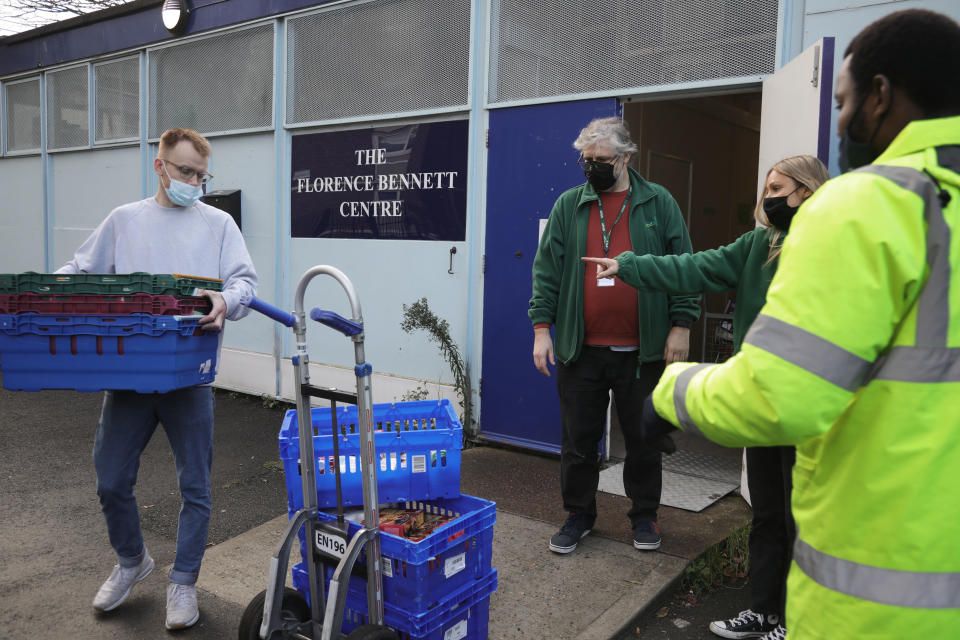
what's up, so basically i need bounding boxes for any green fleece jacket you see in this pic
[615,226,780,352]
[529,167,700,368]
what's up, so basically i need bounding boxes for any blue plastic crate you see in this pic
[293,562,496,640]
[0,313,218,393]
[280,400,463,509]
[297,494,495,568]
[316,495,496,566]
[296,495,495,613]
[319,524,493,615]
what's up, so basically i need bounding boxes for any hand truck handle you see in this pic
[310,307,363,336]
[242,295,296,327]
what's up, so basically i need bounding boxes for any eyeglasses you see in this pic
[577,154,618,169]
[161,159,214,185]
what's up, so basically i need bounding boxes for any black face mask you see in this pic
[762,194,800,232]
[583,161,618,192]
[838,93,887,173]
[838,131,879,174]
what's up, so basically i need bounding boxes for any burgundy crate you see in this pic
[0,293,211,316]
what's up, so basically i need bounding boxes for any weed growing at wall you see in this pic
[400,297,475,438]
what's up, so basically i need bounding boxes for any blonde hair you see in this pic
[158,127,211,158]
[755,155,831,264]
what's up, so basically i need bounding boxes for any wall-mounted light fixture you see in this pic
[161,0,190,35]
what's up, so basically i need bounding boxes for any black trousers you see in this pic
[556,347,664,525]
[745,445,796,618]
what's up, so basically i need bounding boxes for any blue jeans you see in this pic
[93,386,214,585]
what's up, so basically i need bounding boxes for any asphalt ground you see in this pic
[0,381,293,639]
[616,579,753,640]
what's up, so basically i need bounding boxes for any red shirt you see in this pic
[582,189,639,346]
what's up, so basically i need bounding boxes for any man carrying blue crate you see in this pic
[529,117,700,554]
[55,127,258,630]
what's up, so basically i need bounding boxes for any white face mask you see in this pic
[162,161,203,207]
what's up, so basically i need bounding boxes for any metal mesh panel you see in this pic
[149,24,274,137]
[95,57,139,142]
[287,0,470,124]
[47,65,90,149]
[491,0,778,103]
[4,78,41,152]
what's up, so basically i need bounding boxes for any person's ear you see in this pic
[154,158,168,185]
[870,74,893,118]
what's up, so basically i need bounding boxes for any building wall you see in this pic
[3,0,960,433]
[801,0,960,175]
[0,155,44,271]
[50,146,142,268]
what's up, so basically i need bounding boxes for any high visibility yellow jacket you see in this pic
[653,115,960,639]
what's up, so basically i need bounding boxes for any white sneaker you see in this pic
[165,582,200,630]
[92,550,155,612]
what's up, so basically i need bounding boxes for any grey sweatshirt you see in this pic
[56,196,258,319]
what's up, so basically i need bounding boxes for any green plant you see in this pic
[400,383,431,402]
[400,298,474,436]
[680,521,750,597]
[260,394,294,411]
[263,460,284,474]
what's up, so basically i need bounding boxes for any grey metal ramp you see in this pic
[598,449,741,512]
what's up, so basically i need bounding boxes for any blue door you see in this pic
[479,98,619,453]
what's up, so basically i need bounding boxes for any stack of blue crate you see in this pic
[279,398,497,640]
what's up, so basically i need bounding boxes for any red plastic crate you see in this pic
[0,293,211,315]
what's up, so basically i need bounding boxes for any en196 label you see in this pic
[315,529,346,559]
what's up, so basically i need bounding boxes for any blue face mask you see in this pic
[162,161,203,207]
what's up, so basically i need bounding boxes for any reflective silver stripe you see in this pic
[673,363,714,437]
[794,538,960,608]
[870,345,960,383]
[744,315,871,392]
[855,165,950,347]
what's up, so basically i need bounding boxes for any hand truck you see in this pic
[237,266,396,640]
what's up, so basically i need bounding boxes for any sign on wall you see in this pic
[291,120,468,240]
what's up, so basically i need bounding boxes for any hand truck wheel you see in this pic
[346,623,399,640]
[238,588,311,640]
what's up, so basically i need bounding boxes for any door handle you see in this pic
[448,246,457,274]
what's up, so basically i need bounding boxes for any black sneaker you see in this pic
[759,625,786,640]
[548,512,593,554]
[632,520,661,550]
[709,610,780,639]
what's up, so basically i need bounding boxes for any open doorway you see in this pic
[607,91,762,461]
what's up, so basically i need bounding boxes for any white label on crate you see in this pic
[411,454,427,473]
[444,552,467,578]
[381,557,393,578]
[444,619,468,640]
[314,529,346,559]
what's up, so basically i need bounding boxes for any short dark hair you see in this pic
[844,9,960,116]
